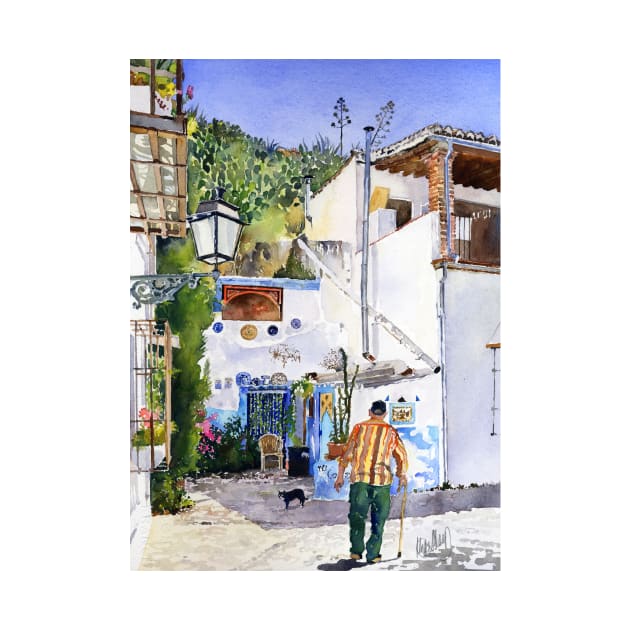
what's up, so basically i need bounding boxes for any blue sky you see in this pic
[183,59,500,150]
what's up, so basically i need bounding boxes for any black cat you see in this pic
[278,489,308,509]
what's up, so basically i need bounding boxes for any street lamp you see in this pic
[130,187,248,308]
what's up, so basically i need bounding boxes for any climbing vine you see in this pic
[150,235,214,513]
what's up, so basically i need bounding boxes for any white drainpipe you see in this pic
[360,126,376,363]
[438,261,449,484]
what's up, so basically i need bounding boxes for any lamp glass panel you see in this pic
[216,217,241,258]
[133,162,158,193]
[190,216,216,261]
[160,166,178,196]
[130,132,152,161]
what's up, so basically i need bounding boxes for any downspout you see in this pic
[438,261,449,484]
[436,137,454,258]
[435,137,453,484]
[361,126,376,362]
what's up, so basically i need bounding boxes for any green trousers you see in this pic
[348,482,391,561]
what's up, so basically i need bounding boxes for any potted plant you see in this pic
[286,376,314,476]
[324,348,359,459]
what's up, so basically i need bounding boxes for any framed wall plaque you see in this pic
[390,402,414,425]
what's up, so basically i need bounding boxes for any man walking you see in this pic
[334,400,408,564]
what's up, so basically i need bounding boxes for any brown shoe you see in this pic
[350,553,362,561]
[367,555,381,564]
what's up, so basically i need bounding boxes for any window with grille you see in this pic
[454,200,500,265]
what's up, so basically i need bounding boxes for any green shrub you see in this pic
[150,472,194,515]
[197,415,260,474]
[274,249,315,280]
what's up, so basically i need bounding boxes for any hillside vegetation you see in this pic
[187,117,346,276]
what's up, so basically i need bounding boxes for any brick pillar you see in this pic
[427,145,455,259]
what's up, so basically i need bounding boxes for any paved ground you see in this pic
[192,471,500,528]
[138,471,500,571]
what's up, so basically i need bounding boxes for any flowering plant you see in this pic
[139,407,159,426]
[154,81,194,117]
[196,410,221,459]
[132,407,166,447]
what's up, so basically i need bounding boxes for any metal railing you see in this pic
[130,320,173,472]
[454,212,500,265]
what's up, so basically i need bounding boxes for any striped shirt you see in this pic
[340,420,408,486]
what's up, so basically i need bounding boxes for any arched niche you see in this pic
[222,290,282,321]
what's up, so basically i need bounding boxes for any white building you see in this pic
[194,123,499,494]
[129,59,187,569]
[303,124,501,486]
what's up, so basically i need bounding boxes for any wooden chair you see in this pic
[258,433,283,472]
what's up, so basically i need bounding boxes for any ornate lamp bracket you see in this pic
[130,273,213,308]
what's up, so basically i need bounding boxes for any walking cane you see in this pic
[397,484,408,558]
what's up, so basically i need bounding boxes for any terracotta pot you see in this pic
[326,442,347,460]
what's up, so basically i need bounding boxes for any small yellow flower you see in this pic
[156,79,176,99]
[187,117,199,136]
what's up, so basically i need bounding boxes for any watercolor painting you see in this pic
[130,59,500,571]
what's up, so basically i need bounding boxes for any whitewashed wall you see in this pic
[129,233,156,569]
[443,269,500,484]
[356,164,429,246]
[130,233,155,320]
[454,184,500,206]
[363,213,442,366]
[306,159,358,246]
[203,279,346,410]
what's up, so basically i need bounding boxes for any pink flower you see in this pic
[186,85,194,100]
[139,407,159,422]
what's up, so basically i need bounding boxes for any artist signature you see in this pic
[416,527,452,556]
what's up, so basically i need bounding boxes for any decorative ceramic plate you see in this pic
[271,372,288,385]
[267,325,279,336]
[235,372,251,387]
[240,324,258,340]
[212,322,224,333]
[290,318,302,329]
